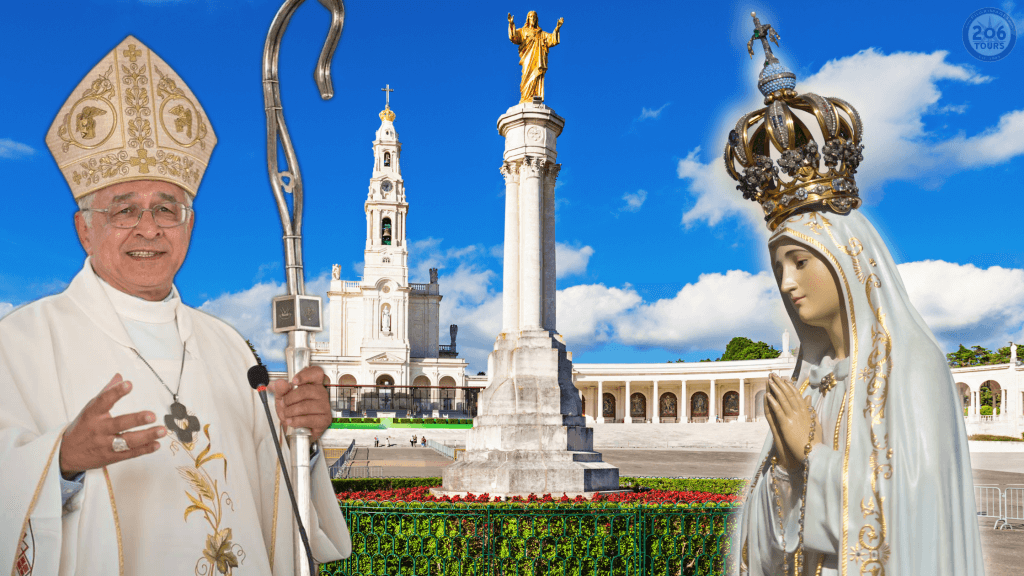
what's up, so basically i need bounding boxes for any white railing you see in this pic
[974,485,1024,529]
[427,439,455,459]
[1005,487,1024,529]
[344,281,361,289]
[335,466,383,479]
[328,439,356,479]
[410,283,439,295]
[312,341,329,352]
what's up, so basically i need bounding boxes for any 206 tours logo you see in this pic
[963,7,1017,61]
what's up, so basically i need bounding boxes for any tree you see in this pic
[667,337,781,363]
[719,336,781,361]
[946,343,1017,367]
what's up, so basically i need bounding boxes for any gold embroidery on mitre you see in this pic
[46,36,216,200]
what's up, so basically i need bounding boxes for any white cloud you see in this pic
[679,49,1024,229]
[637,104,669,121]
[612,270,784,351]
[0,302,14,319]
[899,260,1024,349]
[0,138,34,159]
[557,284,643,347]
[620,189,647,213]
[197,273,330,363]
[555,243,594,278]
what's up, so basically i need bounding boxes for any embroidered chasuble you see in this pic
[0,260,350,575]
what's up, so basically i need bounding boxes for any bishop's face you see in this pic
[772,241,842,330]
[75,180,194,301]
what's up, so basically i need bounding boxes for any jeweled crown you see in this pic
[725,13,865,231]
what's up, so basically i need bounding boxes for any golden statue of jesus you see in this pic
[508,11,563,103]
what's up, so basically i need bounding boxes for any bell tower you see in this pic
[363,84,408,285]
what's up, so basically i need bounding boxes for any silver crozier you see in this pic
[263,1,345,575]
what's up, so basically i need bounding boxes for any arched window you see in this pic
[956,382,970,415]
[690,392,708,418]
[723,391,740,417]
[754,390,765,419]
[980,380,1002,416]
[630,393,646,419]
[384,151,391,167]
[381,217,392,245]
[602,393,616,418]
[659,392,677,418]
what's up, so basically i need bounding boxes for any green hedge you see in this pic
[321,500,739,575]
[389,418,474,425]
[619,477,748,496]
[332,477,747,496]
[332,417,383,424]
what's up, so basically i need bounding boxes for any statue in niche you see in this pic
[660,393,677,418]
[602,393,615,418]
[507,11,562,103]
[429,268,438,284]
[690,392,708,417]
[629,393,645,418]
[331,263,341,280]
[381,305,391,334]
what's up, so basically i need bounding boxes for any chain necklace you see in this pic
[133,340,199,443]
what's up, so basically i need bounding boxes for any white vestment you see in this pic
[739,211,984,575]
[0,261,350,575]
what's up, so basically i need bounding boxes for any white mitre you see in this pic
[45,35,216,199]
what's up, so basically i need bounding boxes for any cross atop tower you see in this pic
[381,84,394,108]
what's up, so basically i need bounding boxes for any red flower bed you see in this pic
[336,485,739,504]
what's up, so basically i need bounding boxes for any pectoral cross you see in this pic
[381,84,394,108]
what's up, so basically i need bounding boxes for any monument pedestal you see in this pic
[441,330,619,497]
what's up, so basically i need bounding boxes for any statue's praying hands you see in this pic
[764,373,823,471]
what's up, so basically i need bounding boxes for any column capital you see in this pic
[499,160,522,183]
[520,155,549,177]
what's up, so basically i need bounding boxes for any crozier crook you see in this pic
[262,2,345,576]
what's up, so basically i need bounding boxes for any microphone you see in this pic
[247,364,315,574]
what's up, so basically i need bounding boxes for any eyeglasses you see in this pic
[83,202,191,229]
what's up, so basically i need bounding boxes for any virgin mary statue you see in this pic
[726,14,984,576]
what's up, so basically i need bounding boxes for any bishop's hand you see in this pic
[764,373,823,472]
[59,373,167,480]
[269,365,332,444]
[556,17,564,29]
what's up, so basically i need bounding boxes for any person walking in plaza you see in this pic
[410,433,417,447]
[374,434,379,447]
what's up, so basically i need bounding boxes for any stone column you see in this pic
[597,380,604,424]
[1001,389,1007,420]
[519,157,545,331]
[652,380,660,424]
[365,210,372,250]
[739,378,746,423]
[500,161,520,334]
[542,164,560,332]
[682,381,689,424]
[624,381,632,424]
[710,380,717,423]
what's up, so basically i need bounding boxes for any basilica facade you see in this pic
[308,104,480,418]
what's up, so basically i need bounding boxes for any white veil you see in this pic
[739,209,984,575]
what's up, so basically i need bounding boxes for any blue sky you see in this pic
[2,0,1023,373]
